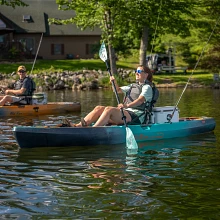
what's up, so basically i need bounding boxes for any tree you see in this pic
[124,0,196,66]
[196,0,220,71]
[54,0,124,74]
[54,0,200,72]
[0,0,27,8]
[155,0,220,70]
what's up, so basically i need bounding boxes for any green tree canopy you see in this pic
[0,0,27,8]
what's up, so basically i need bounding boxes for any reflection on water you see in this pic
[0,88,220,218]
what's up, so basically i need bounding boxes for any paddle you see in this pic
[99,42,138,150]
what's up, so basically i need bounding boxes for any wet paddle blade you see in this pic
[126,127,138,149]
[99,42,107,62]
[126,148,138,155]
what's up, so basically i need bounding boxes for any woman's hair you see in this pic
[138,65,153,82]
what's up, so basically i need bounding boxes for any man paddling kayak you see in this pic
[64,65,154,127]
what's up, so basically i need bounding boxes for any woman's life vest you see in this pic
[123,81,159,111]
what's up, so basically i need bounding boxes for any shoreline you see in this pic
[0,68,219,90]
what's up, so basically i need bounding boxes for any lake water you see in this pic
[0,88,220,219]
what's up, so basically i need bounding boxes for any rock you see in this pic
[53,79,65,90]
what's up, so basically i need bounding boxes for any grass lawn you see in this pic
[0,59,138,74]
[153,73,214,86]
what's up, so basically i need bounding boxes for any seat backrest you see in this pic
[25,77,36,104]
[151,82,159,107]
[142,83,159,124]
[27,77,36,96]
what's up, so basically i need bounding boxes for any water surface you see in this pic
[0,88,220,219]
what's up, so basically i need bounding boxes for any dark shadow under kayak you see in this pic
[13,117,216,148]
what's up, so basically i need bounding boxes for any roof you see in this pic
[0,0,101,36]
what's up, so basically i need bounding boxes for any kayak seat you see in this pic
[126,103,154,126]
[7,95,33,106]
[25,78,36,104]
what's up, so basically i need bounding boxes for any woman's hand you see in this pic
[110,76,122,93]
[110,76,115,83]
[118,103,128,109]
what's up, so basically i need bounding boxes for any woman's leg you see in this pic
[74,106,106,127]
[93,106,131,127]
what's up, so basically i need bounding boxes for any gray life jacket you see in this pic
[13,77,36,105]
[123,81,153,111]
[14,77,33,96]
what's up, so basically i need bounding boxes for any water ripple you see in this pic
[0,89,219,218]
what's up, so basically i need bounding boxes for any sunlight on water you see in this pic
[0,89,220,218]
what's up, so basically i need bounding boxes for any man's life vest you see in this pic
[13,77,36,104]
[123,81,159,111]
[14,76,36,96]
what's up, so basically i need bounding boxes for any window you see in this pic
[20,38,34,52]
[86,43,99,55]
[0,19,6,28]
[23,15,31,22]
[51,44,64,55]
[0,36,4,43]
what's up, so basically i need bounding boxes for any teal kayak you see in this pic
[13,116,216,148]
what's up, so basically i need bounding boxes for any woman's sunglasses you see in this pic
[18,70,25,73]
[135,69,145,74]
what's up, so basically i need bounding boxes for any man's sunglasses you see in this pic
[135,69,145,74]
[18,70,25,73]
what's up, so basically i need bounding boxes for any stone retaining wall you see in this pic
[0,68,133,91]
[0,69,218,90]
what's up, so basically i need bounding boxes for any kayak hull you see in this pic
[13,117,216,148]
[0,102,81,116]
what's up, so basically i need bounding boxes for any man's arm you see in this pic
[5,78,30,95]
[5,87,26,95]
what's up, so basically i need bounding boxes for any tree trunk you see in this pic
[104,10,118,75]
[139,26,149,66]
[108,44,117,75]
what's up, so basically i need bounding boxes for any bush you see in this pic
[8,47,19,60]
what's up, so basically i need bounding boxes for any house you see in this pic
[0,0,102,60]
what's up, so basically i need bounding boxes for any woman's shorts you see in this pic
[126,110,141,124]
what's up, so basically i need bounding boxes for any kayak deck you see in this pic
[13,117,216,148]
[0,102,81,116]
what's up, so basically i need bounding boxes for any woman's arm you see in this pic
[118,96,145,109]
[110,76,123,93]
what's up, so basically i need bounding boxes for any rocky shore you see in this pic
[0,68,219,90]
[0,68,132,91]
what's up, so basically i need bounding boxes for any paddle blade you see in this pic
[126,127,138,149]
[99,42,108,62]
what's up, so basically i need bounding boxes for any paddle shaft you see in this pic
[104,61,127,126]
